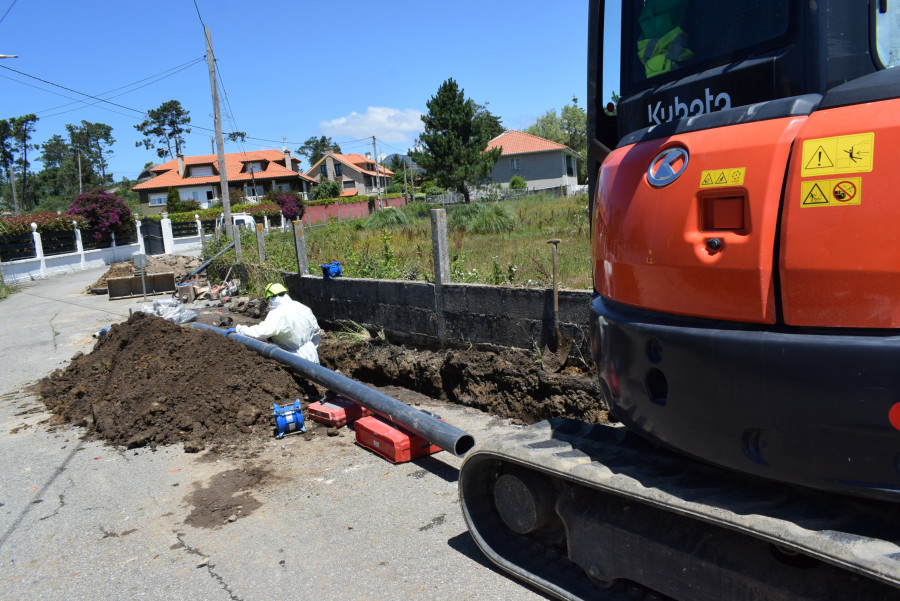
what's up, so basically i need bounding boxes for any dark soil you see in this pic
[40,312,317,452]
[40,310,606,453]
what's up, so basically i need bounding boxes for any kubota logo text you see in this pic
[647,89,732,125]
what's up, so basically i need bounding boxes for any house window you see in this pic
[335,164,342,176]
[247,162,263,173]
[343,180,356,189]
[511,158,522,170]
[275,183,289,192]
[149,194,166,207]
[246,186,264,197]
[191,165,213,177]
[566,155,574,177]
[320,165,328,176]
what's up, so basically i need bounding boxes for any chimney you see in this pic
[284,149,293,172]
[176,154,185,177]
[365,152,371,160]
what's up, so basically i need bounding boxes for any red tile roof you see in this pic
[133,149,316,191]
[307,152,394,178]
[486,130,579,157]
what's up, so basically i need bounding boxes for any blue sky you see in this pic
[1,0,590,180]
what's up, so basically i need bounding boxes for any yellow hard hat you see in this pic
[264,282,288,302]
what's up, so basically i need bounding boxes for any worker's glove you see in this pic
[223,327,237,336]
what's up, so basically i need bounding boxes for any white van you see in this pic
[215,213,256,230]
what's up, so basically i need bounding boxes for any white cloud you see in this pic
[319,107,423,144]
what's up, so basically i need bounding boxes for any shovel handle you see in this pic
[547,239,561,314]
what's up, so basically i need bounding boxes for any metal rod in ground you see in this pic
[179,241,235,284]
[189,323,476,456]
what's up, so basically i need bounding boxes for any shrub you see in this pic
[401,201,437,219]
[66,189,134,241]
[386,183,402,194]
[365,207,409,230]
[0,212,86,235]
[447,202,485,231]
[470,203,516,234]
[165,187,200,214]
[263,190,306,220]
[509,175,527,190]
[311,179,342,200]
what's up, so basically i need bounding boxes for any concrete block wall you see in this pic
[284,272,592,358]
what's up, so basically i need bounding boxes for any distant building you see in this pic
[133,149,316,215]
[486,130,581,192]
[306,151,393,196]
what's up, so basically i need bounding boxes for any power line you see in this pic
[0,63,146,116]
[0,0,18,25]
[35,57,205,116]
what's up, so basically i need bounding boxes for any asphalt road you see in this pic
[0,267,549,601]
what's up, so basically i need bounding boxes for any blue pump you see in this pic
[273,399,305,438]
[321,261,343,279]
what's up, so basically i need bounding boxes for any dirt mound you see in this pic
[40,312,313,451]
[89,254,201,291]
[318,339,606,425]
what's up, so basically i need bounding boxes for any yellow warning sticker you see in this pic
[699,168,746,188]
[800,177,862,208]
[801,133,874,176]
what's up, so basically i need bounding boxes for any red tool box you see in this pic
[354,415,442,463]
[307,396,372,427]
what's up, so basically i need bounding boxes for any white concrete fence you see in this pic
[0,214,214,284]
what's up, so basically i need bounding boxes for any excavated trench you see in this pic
[40,311,606,454]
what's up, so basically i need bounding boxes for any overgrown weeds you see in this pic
[202,192,592,290]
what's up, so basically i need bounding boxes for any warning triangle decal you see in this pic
[805,146,834,170]
[803,183,829,205]
[715,172,728,184]
[702,173,713,185]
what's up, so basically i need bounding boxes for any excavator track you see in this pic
[459,419,900,601]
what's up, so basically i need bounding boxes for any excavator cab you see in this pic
[588,0,900,502]
[459,3,900,600]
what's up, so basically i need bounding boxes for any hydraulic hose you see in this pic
[190,322,475,456]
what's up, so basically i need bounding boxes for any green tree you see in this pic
[410,79,502,203]
[311,179,342,200]
[135,100,191,159]
[297,136,341,169]
[35,134,79,208]
[67,121,115,185]
[525,100,588,183]
[472,102,505,140]
[8,114,39,210]
[509,175,527,189]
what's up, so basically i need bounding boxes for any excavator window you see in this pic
[623,0,792,92]
[875,0,900,68]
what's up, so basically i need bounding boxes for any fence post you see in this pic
[31,222,46,278]
[292,219,309,275]
[135,219,146,255]
[73,221,85,269]
[255,223,266,263]
[263,215,270,233]
[430,209,450,345]
[160,212,174,255]
[195,214,205,254]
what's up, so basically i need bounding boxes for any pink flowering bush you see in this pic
[263,190,306,220]
[66,189,134,242]
[0,212,86,235]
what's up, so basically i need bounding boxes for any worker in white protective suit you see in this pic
[224,282,321,363]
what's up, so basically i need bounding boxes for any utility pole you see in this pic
[8,166,18,214]
[403,158,408,203]
[205,26,240,259]
[77,151,83,194]
[372,136,383,210]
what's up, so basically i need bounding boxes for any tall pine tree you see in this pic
[411,79,502,202]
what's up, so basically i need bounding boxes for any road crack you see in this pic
[173,531,244,601]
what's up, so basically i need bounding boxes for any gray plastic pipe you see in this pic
[179,241,235,284]
[190,322,475,456]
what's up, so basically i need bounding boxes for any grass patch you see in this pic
[202,191,592,290]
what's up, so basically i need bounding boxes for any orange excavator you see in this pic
[459,1,900,599]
